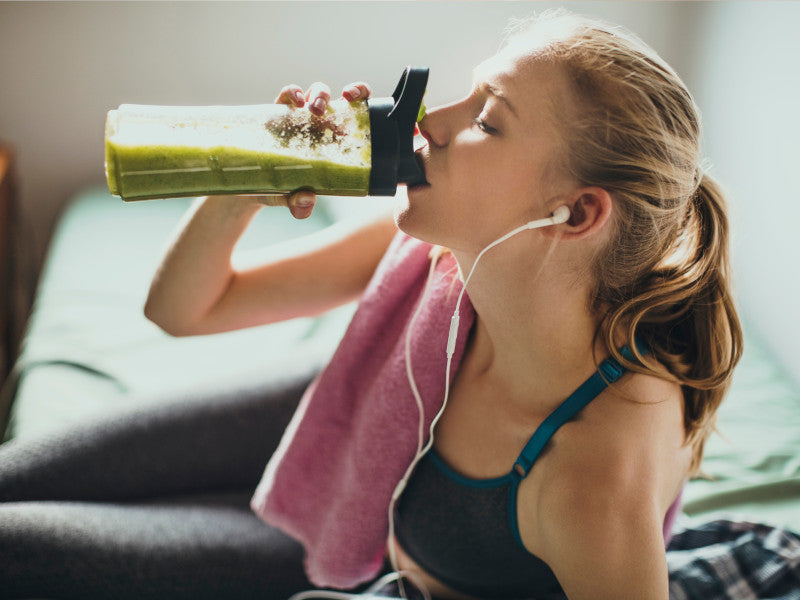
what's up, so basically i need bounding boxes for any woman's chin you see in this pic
[391,199,413,234]
[393,205,447,249]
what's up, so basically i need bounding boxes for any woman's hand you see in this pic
[255,81,374,220]
[144,78,383,337]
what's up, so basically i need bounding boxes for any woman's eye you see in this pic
[472,118,498,135]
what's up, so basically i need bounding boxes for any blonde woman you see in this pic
[0,10,741,600]
[148,9,742,600]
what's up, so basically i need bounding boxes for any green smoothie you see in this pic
[105,100,372,201]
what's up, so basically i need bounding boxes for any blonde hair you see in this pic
[503,10,743,474]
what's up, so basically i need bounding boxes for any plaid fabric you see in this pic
[667,520,800,600]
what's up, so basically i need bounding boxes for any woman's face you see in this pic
[396,50,576,253]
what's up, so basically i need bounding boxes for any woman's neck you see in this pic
[451,243,604,415]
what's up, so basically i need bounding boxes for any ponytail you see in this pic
[675,174,742,471]
[600,173,743,474]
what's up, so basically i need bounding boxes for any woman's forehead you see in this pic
[472,53,518,86]
[473,52,569,112]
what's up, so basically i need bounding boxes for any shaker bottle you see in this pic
[105,67,429,201]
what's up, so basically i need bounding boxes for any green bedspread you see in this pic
[682,326,800,532]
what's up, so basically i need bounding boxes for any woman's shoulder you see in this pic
[526,370,688,571]
[540,367,689,514]
[577,367,686,469]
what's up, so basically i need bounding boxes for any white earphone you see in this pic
[542,204,571,226]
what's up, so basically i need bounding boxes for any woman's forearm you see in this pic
[144,195,263,336]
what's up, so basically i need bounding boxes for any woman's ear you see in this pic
[555,187,613,239]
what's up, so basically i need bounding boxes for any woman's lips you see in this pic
[411,151,429,188]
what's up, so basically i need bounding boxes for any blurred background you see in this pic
[1,0,798,384]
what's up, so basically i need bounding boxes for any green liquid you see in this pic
[106,141,371,201]
[105,101,372,201]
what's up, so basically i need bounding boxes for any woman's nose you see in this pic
[418,125,435,146]
[418,106,450,147]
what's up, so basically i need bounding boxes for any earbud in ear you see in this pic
[550,205,571,225]
[523,205,571,230]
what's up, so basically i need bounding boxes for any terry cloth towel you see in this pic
[251,232,475,589]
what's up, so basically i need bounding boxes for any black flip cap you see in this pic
[368,67,429,196]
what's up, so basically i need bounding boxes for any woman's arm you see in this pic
[144,198,396,336]
[543,482,669,600]
[144,80,393,337]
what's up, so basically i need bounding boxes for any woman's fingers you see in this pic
[275,84,306,107]
[251,192,314,220]
[287,190,316,219]
[305,82,332,116]
[255,195,290,208]
[267,79,370,219]
[342,82,372,102]
[275,81,372,112]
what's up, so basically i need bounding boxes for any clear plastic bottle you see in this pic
[105,67,428,201]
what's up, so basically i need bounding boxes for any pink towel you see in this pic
[251,232,475,588]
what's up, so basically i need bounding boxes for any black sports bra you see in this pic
[393,347,639,599]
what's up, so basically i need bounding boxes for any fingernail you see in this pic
[312,98,325,114]
[349,88,361,100]
[293,194,314,208]
[295,91,304,105]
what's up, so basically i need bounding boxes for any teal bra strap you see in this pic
[511,343,645,479]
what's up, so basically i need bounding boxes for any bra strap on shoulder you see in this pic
[511,344,645,479]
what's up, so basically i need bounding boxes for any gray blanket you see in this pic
[0,362,319,600]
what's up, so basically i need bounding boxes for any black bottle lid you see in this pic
[367,67,429,196]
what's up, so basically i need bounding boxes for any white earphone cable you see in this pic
[388,251,441,599]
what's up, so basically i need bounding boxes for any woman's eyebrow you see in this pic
[486,84,518,118]
[472,74,519,118]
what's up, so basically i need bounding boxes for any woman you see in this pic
[150,10,741,599]
[1,10,741,600]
